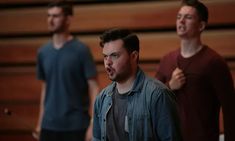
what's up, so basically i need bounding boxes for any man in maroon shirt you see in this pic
[155,0,235,141]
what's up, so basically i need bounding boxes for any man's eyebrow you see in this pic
[103,51,120,56]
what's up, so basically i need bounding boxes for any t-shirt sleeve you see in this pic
[209,57,235,140]
[81,46,97,79]
[36,51,45,80]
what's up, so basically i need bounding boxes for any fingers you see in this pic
[32,130,40,140]
[169,67,186,90]
[176,73,186,83]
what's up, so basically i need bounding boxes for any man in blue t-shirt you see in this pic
[33,1,99,141]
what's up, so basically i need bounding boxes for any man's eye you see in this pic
[103,55,107,59]
[186,15,193,19]
[177,15,181,19]
[111,54,119,59]
[113,54,118,58]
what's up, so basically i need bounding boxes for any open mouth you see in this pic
[106,67,114,75]
[178,25,186,31]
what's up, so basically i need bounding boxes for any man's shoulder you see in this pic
[204,46,223,59]
[144,76,175,99]
[69,38,92,53]
[200,46,227,66]
[72,38,87,47]
[162,48,180,60]
[38,41,52,52]
[97,83,114,98]
[144,76,168,91]
[101,83,115,94]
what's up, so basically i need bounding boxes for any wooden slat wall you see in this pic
[0,0,52,5]
[0,0,96,5]
[0,0,235,140]
[0,30,235,64]
[0,0,235,35]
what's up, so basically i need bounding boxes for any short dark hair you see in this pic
[182,0,208,23]
[48,1,73,16]
[100,28,139,54]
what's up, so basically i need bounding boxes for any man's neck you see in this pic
[116,69,137,94]
[52,32,73,49]
[180,38,203,58]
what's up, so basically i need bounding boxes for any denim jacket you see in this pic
[93,68,182,141]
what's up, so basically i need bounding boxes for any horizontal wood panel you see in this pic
[0,0,234,35]
[0,104,38,131]
[0,0,52,5]
[0,0,53,5]
[0,135,36,141]
[0,30,234,64]
[0,67,41,101]
[0,0,96,5]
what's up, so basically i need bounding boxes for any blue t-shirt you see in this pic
[37,38,97,131]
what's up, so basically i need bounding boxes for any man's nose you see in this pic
[179,17,186,24]
[47,17,53,23]
[105,56,113,66]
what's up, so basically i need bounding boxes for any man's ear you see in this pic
[66,15,73,25]
[199,21,206,32]
[131,51,139,61]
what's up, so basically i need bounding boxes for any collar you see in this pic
[106,67,145,96]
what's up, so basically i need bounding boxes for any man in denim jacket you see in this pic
[93,28,182,141]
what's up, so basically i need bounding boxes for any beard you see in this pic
[48,27,66,34]
[48,22,67,34]
[106,65,132,83]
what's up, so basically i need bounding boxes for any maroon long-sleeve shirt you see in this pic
[156,46,235,141]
